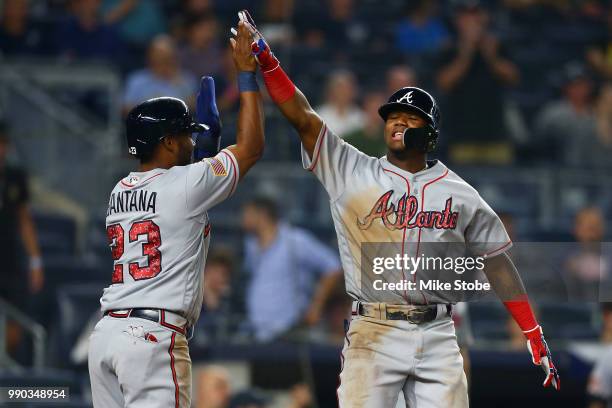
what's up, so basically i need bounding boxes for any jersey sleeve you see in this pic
[185,148,239,218]
[301,123,372,201]
[465,194,512,258]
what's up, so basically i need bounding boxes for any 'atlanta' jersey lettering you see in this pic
[301,124,511,304]
[358,191,459,231]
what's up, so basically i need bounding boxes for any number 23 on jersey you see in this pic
[106,220,162,283]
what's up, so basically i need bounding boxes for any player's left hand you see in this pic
[229,21,257,72]
[524,325,560,391]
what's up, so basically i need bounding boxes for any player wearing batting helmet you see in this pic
[88,22,263,408]
[235,9,560,408]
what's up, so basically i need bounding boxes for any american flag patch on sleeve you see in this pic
[205,157,228,176]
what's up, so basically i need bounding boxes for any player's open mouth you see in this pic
[392,131,404,141]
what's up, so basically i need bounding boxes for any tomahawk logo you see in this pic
[396,91,414,104]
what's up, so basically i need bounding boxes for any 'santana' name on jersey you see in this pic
[358,190,459,231]
[107,190,157,216]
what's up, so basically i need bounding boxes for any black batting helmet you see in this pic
[126,97,208,158]
[378,87,440,153]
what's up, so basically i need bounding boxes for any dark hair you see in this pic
[184,11,215,30]
[207,248,234,271]
[245,196,280,221]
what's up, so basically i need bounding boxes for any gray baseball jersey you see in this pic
[100,149,239,325]
[301,124,511,304]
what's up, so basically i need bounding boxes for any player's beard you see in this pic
[387,146,425,163]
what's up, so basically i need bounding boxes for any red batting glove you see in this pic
[524,325,561,391]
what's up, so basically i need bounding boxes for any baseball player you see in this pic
[88,22,262,408]
[238,11,560,407]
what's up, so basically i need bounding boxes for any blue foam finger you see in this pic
[193,76,222,161]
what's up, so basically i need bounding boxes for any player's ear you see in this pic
[160,135,177,153]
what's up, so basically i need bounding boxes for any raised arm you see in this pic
[238,11,323,158]
[272,88,323,159]
[226,21,265,181]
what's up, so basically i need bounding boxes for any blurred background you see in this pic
[0,0,611,407]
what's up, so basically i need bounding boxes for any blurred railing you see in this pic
[0,58,124,212]
[0,297,46,370]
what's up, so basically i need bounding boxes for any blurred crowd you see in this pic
[0,0,611,167]
[2,0,612,405]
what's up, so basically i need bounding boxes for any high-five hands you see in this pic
[229,19,257,72]
[231,10,279,72]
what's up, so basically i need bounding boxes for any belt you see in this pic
[352,301,452,324]
[104,308,192,337]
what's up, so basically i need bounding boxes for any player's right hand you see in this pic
[524,325,560,391]
[229,21,257,72]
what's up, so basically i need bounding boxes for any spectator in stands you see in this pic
[241,196,342,342]
[215,45,240,113]
[600,303,612,344]
[535,62,612,167]
[0,122,43,357]
[297,0,367,54]
[586,12,612,81]
[258,0,295,47]
[229,389,270,408]
[596,82,612,148]
[101,0,166,51]
[344,91,386,157]
[287,383,314,408]
[195,365,231,408]
[316,69,364,138]
[195,249,235,345]
[123,35,197,112]
[394,0,449,56]
[562,206,608,300]
[309,291,351,345]
[178,13,224,79]
[168,0,215,37]
[0,0,46,56]
[587,344,612,408]
[588,302,612,407]
[435,0,519,164]
[55,0,124,61]
[385,65,418,95]
[184,0,215,15]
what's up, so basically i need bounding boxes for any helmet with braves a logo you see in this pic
[378,87,440,153]
[126,97,208,158]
